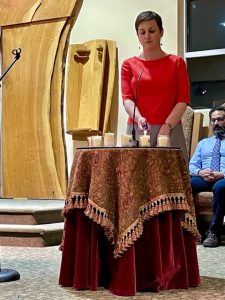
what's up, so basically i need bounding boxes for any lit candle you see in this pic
[139,132,150,147]
[157,135,170,147]
[121,134,132,147]
[91,135,102,147]
[103,132,115,147]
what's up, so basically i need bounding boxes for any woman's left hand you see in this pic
[158,124,171,136]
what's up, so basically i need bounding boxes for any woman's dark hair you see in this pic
[135,11,163,33]
[209,106,225,119]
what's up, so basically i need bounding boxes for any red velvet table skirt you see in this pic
[59,210,200,297]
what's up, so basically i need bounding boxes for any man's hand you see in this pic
[199,169,224,182]
[199,169,215,182]
[213,171,224,181]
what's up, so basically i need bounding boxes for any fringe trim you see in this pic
[62,192,88,215]
[181,213,202,243]
[84,198,115,243]
[113,218,144,258]
[139,193,190,219]
[60,192,201,256]
[59,217,66,252]
[113,193,190,258]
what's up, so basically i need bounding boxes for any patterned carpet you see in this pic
[1,245,225,300]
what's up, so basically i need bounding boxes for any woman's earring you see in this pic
[139,44,141,49]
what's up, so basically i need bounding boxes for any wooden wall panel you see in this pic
[2,21,65,198]
[66,40,107,135]
[66,39,117,140]
[0,0,81,26]
[33,0,80,21]
[190,112,204,158]
[100,40,117,133]
[0,0,83,199]
[0,0,41,26]
[50,22,71,197]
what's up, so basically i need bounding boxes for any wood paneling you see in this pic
[0,0,83,198]
[66,39,117,140]
[190,112,204,158]
[0,0,41,26]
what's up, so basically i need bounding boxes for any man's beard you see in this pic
[213,125,225,139]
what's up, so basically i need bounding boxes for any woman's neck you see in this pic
[139,49,167,61]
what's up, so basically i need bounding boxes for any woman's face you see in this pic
[137,19,163,50]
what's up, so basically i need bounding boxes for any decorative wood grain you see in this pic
[33,0,80,21]
[66,39,117,140]
[100,40,117,133]
[66,40,107,135]
[0,0,41,26]
[190,112,204,158]
[0,0,83,198]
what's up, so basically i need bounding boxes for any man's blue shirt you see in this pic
[189,135,225,175]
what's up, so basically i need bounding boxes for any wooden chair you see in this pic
[182,107,213,226]
[181,106,203,160]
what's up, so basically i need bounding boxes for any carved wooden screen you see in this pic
[66,39,117,140]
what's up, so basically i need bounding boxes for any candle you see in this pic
[87,136,92,147]
[91,135,102,147]
[157,135,170,147]
[103,132,115,147]
[121,134,132,147]
[139,134,150,147]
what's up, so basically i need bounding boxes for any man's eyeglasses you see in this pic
[210,116,225,124]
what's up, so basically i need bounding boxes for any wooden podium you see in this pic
[0,0,83,199]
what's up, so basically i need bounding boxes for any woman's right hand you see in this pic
[136,116,150,131]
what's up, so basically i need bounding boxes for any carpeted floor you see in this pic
[1,245,225,299]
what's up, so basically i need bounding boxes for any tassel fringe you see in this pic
[62,193,201,257]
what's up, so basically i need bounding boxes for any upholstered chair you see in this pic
[181,105,194,159]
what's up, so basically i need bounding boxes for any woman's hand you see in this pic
[158,124,171,136]
[136,116,150,131]
[123,100,150,131]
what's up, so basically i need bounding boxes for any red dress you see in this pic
[121,54,190,125]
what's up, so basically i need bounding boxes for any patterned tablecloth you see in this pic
[62,147,200,258]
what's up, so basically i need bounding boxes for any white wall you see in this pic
[66,0,180,169]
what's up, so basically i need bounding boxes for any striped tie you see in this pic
[210,138,221,171]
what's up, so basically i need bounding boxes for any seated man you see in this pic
[189,106,225,247]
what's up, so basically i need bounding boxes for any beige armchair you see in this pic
[181,105,194,159]
[194,192,213,217]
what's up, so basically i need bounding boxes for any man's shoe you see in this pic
[203,231,221,247]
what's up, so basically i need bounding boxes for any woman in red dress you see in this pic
[121,10,189,160]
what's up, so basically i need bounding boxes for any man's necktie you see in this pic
[210,138,221,171]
